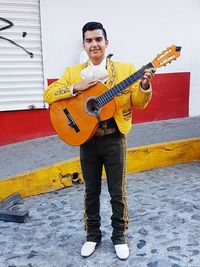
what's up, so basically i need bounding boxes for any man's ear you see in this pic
[105,40,109,48]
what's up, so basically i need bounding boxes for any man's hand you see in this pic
[141,68,156,90]
[73,79,97,94]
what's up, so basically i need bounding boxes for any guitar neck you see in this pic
[97,62,154,107]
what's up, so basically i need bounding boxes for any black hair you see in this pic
[82,22,107,41]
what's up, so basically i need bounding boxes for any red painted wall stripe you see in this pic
[133,72,190,123]
[0,109,54,146]
[0,72,190,146]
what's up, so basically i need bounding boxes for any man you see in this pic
[44,22,155,260]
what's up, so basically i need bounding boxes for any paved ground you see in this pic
[1,116,200,266]
[0,161,200,267]
[0,116,200,179]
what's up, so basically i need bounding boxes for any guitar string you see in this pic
[67,64,150,125]
[69,81,126,123]
[66,78,134,125]
[69,58,116,122]
[67,71,144,125]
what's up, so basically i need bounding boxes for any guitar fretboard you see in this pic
[97,62,154,107]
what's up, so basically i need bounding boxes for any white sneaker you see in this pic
[114,244,129,260]
[81,241,97,257]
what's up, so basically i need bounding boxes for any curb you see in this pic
[0,137,200,200]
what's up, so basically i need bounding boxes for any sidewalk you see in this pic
[0,161,200,267]
[0,116,200,180]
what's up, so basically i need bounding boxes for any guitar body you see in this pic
[50,45,181,146]
[50,82,116,146]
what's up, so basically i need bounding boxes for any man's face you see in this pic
[83,29,109,65]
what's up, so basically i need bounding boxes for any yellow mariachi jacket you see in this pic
[44,59,152,135]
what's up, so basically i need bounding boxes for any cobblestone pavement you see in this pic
[0,161,200,267]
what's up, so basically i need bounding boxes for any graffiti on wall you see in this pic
[0,17,33,58]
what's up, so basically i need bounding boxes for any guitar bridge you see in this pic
[63,108,80,133]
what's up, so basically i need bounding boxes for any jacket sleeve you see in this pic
[43,67,76,104]
[129,64,152,109]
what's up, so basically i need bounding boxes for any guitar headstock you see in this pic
[151,45,181,68]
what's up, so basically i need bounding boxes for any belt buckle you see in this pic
[104,128,116,135]
[95,128,105,137]
[95,127,115,137]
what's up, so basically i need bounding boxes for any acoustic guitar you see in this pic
[50,45,181,146]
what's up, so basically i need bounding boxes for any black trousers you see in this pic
[80,132,129,245]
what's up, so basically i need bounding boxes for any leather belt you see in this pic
[95,127,116,137]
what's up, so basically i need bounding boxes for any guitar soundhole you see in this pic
[85,97,101,115]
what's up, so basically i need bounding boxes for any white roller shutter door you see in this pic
[0,0,45,111]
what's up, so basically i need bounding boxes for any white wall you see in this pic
[40,0,200,116]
